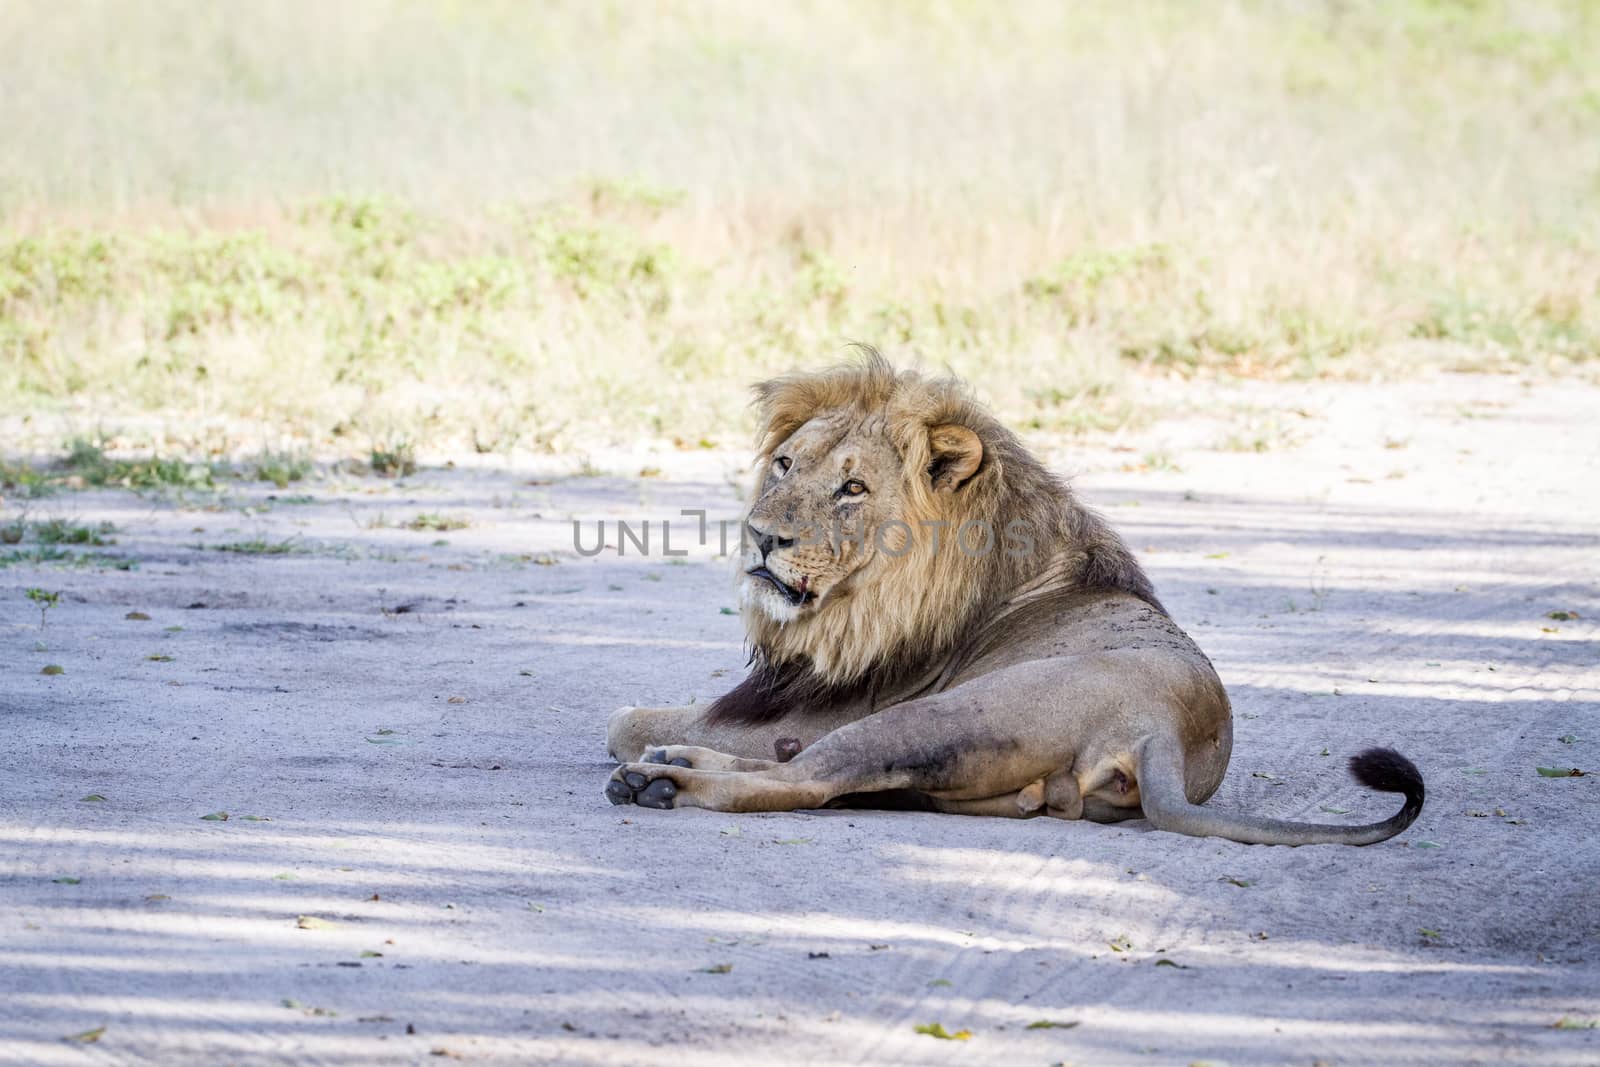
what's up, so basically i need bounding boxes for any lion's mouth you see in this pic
[746,566,815,607]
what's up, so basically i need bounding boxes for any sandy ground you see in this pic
[3,374,1598,1066]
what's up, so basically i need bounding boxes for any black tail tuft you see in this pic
[1348,747,1425,821]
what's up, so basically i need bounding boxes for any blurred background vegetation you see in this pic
[1,0,1597,460]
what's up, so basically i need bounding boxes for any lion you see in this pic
[604,352,1424,845]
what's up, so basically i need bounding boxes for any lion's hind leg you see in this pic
[929,791,1037,818]
[931,766,1086,819]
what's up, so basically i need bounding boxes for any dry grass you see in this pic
[1,1,1597,459]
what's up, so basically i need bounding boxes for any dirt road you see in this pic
[4,375,1598,1065]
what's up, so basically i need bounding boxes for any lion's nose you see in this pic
[747,523,795,559]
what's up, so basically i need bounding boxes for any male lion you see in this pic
[605,353,1424,845]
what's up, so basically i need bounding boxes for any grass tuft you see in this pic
[405,513,471,532]
[369,442,418,478]
[252,451,311,489]
[206,538,305,556]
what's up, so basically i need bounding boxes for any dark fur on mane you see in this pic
[1073,510,1167,616]
[708,652,875,727]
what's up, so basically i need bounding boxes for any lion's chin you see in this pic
[740,575,815,624]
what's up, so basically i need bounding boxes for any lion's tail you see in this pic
[1136,735,1424,847]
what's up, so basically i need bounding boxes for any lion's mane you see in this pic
[710,350,1160,725]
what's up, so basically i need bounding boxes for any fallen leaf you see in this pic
[296,915,334,930]
[447,696,466,704]
[200,811,229,821]
[146,654,173,662]
[1419,928,1441,940]
[1220,876,1251,887]
[430,1049,464,1059]
[145,894,170,901]
[40,665,64,675]
[1413,840,1442,849]
[53,876,81,884]
[697,962,733,974]
[1558,735,1578,744]
[772,837,813,845]
[928,978,952,987]
[125,611,151,621]
[914,1022,972,1040]
[1546,610,1580,621]
[527,902,545,912]
[1319,805,1352,815]
[81,793,106,802]
[273,872,296,881]
[1108,935,1131,952]
[361,950,384,958]
[67,1026,106,1043]
[1553,1016,1599,1030]
[239,815,271,821]
[1026,1019,1079,1029]
[1155,958,1189,969]
[1537,766,1585,777]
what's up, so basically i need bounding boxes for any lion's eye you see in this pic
[841,479,868,496]
[774,456,792,475]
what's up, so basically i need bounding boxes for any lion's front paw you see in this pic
[605,764,681,809]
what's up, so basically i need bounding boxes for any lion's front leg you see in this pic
[604,761,830,812]
[642,745,780,772]
[606,702,868,763]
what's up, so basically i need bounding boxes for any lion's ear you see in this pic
[927,424,983,492]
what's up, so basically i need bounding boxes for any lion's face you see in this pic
[739,413,909,623]
[732,356,999,684]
